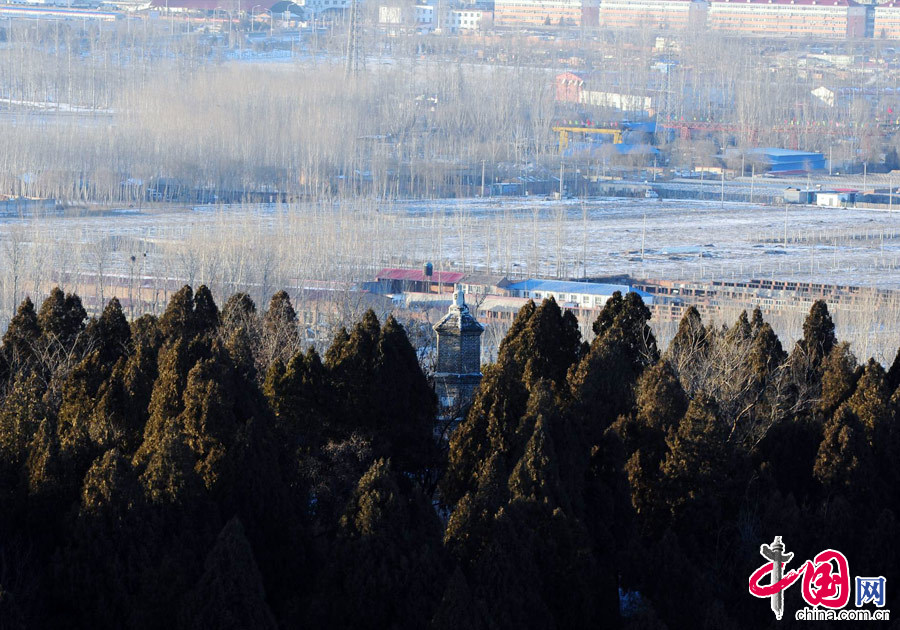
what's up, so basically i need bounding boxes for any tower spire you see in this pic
[432,285,484,419]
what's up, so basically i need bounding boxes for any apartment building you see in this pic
[874,1,900,39]
[707,0,866,39]
[494,0,596,27]
[599,0,706,30]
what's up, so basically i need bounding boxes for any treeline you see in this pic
[2,19,897,204]
[0,287,899,628]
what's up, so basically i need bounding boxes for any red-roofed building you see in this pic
[708,0,866,39]
[556,71,585,103]
[375,268,466,294]
[875,1,900,39]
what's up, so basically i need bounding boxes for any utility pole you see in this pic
[720,169,725,208]
[784,203,788,247]
[750,164,755,203]
[345,0,362,76]
[481,160,485,197]
[641,212,646,263]
[582,201,587,278]
[559,160,564,198]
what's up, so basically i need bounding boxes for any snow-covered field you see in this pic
[0,196,898,359]
[378,197,900,289]
[2,197,899,290]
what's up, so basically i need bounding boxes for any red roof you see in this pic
[376,268,466,284]
[710,0,859,5]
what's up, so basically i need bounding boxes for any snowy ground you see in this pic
[1,197,899,290]
[375,197,900,289]
[0,196,898,360]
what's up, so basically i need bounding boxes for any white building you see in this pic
[300,0,350,15]
[415,2,434,26]
[378,5,402,22]
[816,191,853,208]
[444,7,490,30]
[506,279,654,308]
[580,90,654,114]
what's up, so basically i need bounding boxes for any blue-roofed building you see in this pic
[505,279,653,308]
[747,148,826,174]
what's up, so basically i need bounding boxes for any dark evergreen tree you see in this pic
[887,345,900,394]
[632,360,688,436]
[373,314,437,471]
[814,404,871,495]
[61,449,147,628]
[158,285,198,340]
[0,374,46,477]
[569,292,658,444]
[264,347,330,443]
[179,353,239,491]
[797,300,837,362]
[727,310,752,344]
[658,397,735,537]
[441,359,529,508]
[309,458,448,630]
[665,306,708,381]
[749,306,764,333]
[263,290,296,331]
[1,297,40,374]
[613,360,687,535]
[192,285,220,334]
[789,300,837,403]
[262,290,300,365]
[182,517,277,630]
[220,292,259,380]
[0,584,26,630]
[85,297,131,366]
[36,288,87,365]
[429,566,486,630]
[514,297,583,391]
[222,292,257,324]
[323,326,350,367]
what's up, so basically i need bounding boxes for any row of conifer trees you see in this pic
[0,286,898,629]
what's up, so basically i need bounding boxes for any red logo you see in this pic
[749,537,851,620]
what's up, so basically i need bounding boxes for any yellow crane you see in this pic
[552,126,624,152]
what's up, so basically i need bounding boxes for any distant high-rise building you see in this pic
[708,0,866,39]
[874,1,900,39]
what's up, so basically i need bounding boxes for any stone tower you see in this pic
[433,286,484,412]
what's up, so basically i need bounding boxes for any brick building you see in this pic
[599,0,706,30]
[707,0,866,39]
[874,1,900,39]
[494,0,598,27]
